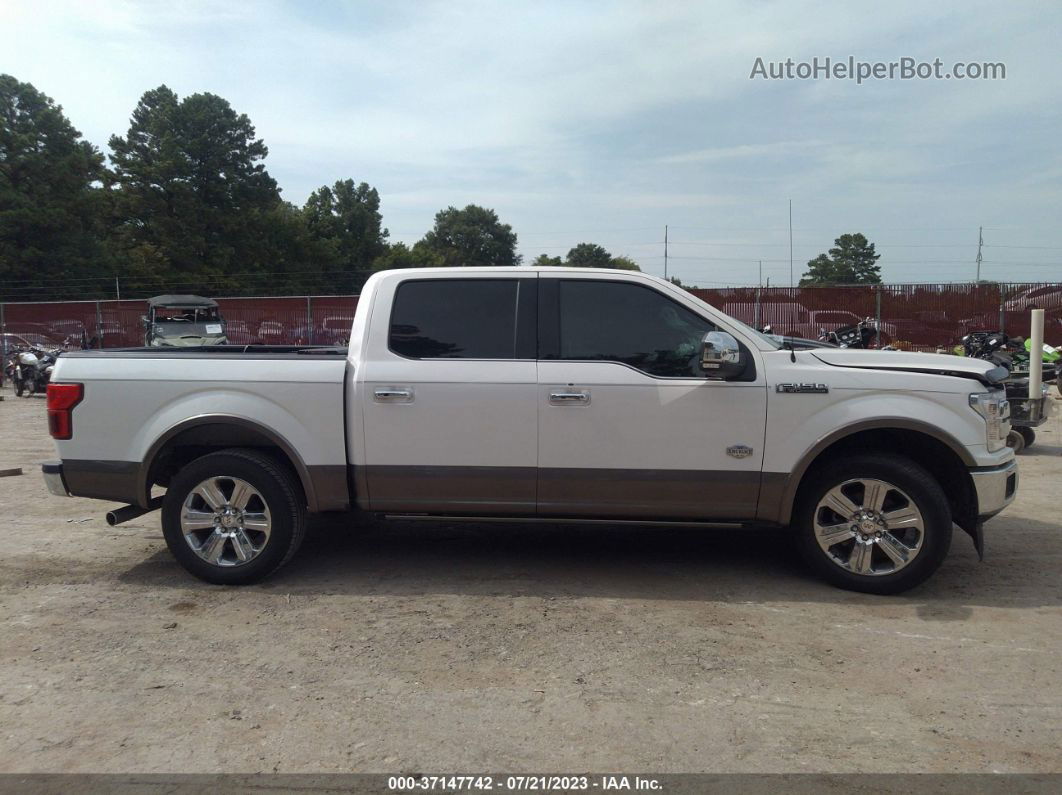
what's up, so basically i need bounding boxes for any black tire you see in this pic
[1017,426,1036,450]
[1006,429,1026,454]
[794,453,952,595]
[15,378,24,397]
[161,448,307,585]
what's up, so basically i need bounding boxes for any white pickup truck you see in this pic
[42,267,1018,593]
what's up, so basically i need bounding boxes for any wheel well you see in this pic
[145,422,309,508]
[795,428,977,533]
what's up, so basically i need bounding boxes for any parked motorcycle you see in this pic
[6,346,58,397]
[961,331,1059,381]
[818,317,879,349]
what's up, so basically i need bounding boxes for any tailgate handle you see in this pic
[374,387,413,403]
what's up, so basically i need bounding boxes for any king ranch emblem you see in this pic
[727,444,754,459]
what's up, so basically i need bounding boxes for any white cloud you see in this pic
[2,0,1060,283]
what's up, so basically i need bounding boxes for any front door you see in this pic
[536,276,767,520]
[360,275,539,514]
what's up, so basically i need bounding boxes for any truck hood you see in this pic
[810,349,1008,386]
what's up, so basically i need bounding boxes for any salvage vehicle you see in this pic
[42,267,1017,594]
[961,331,1057,453]
[143,295,227,347]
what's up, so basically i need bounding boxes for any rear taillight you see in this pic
[47,383,83,440]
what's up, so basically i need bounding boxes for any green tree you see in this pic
[303,179,389,278]
[608,254,641,271]
[241,201,340,294]
[0,75,109,298]
[562,243,640,270]
[566,242,612,269]
[108,85,281,291]
[800,233,882,286]
[532,253,563,267]
[372,241,445,272]
[418,204,519,267]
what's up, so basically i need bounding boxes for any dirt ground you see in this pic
[0,384,1060,774]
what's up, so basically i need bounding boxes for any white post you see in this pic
[1028,308,1044,405]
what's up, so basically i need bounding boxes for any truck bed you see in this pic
[50,347,351,511]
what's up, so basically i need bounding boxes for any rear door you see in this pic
[536,275,767,520]
[359,275,539,514]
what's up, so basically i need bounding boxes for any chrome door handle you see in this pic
[374,387,413,403]
[549,390,590,406]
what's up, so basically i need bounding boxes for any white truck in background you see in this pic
[43,267,1017,593]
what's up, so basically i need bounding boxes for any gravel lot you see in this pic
[1,384,1060,774]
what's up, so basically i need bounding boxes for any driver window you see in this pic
[555,280,716,377]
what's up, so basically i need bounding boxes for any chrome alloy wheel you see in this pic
[180,476,271,567]
[813,478,924,576]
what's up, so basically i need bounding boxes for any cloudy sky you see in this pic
[3,0,1060,285]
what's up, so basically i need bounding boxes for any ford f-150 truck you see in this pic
[41,267,1018,593]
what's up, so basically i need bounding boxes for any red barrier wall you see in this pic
[3,284,1060,352]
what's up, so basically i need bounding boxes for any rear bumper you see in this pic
[970,458,1018,520]
[1010,394,1052,428]
[42,460,70,497]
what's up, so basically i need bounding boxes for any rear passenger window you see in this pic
[556,280,715,377]
[390,279,525,359]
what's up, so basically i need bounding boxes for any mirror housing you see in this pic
[701,331,745,379]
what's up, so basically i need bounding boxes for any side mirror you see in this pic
[701,331,745,379]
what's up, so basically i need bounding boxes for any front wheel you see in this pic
[161,448,307,584]
[1017,426,1036,450]
[794,454,952,594]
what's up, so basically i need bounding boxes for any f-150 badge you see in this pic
[727,444,754,459]
[776,383,829,393]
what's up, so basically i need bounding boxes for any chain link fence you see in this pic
[0,295,360,350]
[687,282,1062,350]
[2,282,1060,354]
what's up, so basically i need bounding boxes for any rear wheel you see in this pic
[795,454,952,594]
[161,448,306,584]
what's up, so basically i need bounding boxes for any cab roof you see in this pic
[148,294,218,308]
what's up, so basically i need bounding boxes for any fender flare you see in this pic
[138,414,320,511]
[760,418,976,525]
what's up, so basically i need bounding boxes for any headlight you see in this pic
[969,391,1010,452]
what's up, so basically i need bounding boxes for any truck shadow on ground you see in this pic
[119,514,1062,612]
[1019,443,1062,457]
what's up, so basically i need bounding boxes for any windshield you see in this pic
[154,307,221,323]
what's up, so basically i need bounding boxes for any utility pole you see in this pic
[664,225,669,281]
[975,225,983,283]
[755,260,763,329]
[788,199,794,288]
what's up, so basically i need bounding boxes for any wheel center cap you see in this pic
[859,518,879,534]
[221,513,236,528]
